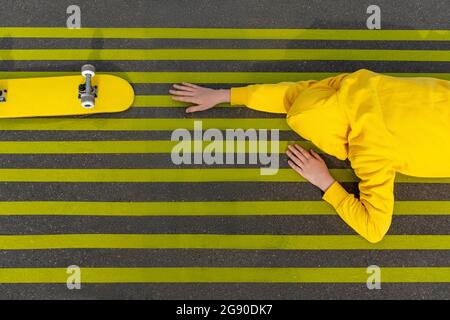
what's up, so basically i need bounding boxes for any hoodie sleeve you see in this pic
[229,73,350,114]
[230,80,318,113]
[322,157,396,243]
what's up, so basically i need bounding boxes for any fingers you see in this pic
[186,105,205,113]
[169,83,200,95]
[293,144,312,160]
[310,148,323,161]
[172,84,196,92]
[182,82,200,89]
[171,95,198,104]
[286,149,304,169]
[288,159,303,175]
[287,144,309,163]
[169,82,201,96]
[169,88,195,97]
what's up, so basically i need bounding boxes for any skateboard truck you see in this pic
[79,64,97,109]
[0,89,7,103]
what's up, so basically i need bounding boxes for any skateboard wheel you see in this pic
[81,64,96,78]
[81,95,95,109]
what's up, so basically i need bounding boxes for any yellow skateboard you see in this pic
[0,64,134,118]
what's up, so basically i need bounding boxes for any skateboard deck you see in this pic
[0,74,134,118]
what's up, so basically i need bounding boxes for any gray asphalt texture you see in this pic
[0,0,449,299]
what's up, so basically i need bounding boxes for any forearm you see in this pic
[216,89,231,104]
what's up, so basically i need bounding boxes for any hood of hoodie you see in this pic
[286,84,350,160]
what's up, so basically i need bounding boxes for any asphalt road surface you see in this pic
[0,0,448,299]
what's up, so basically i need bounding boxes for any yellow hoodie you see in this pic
[230,68,450,243]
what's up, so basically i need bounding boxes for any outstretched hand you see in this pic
[286,144,336,192]
[169,82,227,113]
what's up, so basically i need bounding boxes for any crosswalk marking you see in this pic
[1,71,450,83]
[0,141,314,154]
[0,267,449,283]
[0,23,449,291]
[0,118,290,130]
[0,168,446,183]
[1,27,449,41]
[0,200,446,216]
[2,48,450,61]
[0,234,449,250]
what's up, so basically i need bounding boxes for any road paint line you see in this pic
[133,95,229,108]
[0,168,445,183]
[0,267,449,283]
[1,27,449,41]
[1,49,450,61]
[0,118,291,131]
[0,201,447,216]
[0,140,313,154]
[0,234,449,250]
[1,72,450,83]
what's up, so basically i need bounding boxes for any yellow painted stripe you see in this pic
[0,201,447,216]
[0,71,340,82]
[2,49,450,61]
[0,168,446,183]
[133,95,182,107]
[1,27,450,41]
[0,267,449,283]
[1,71,450,83]
[0,168,356,182]
[133,95,229,108]
[0,140,315,154]
[0,234,449,250]
[0,118,291,131]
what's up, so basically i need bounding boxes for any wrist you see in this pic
[320,177,336,192]
[216,89,230,104]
